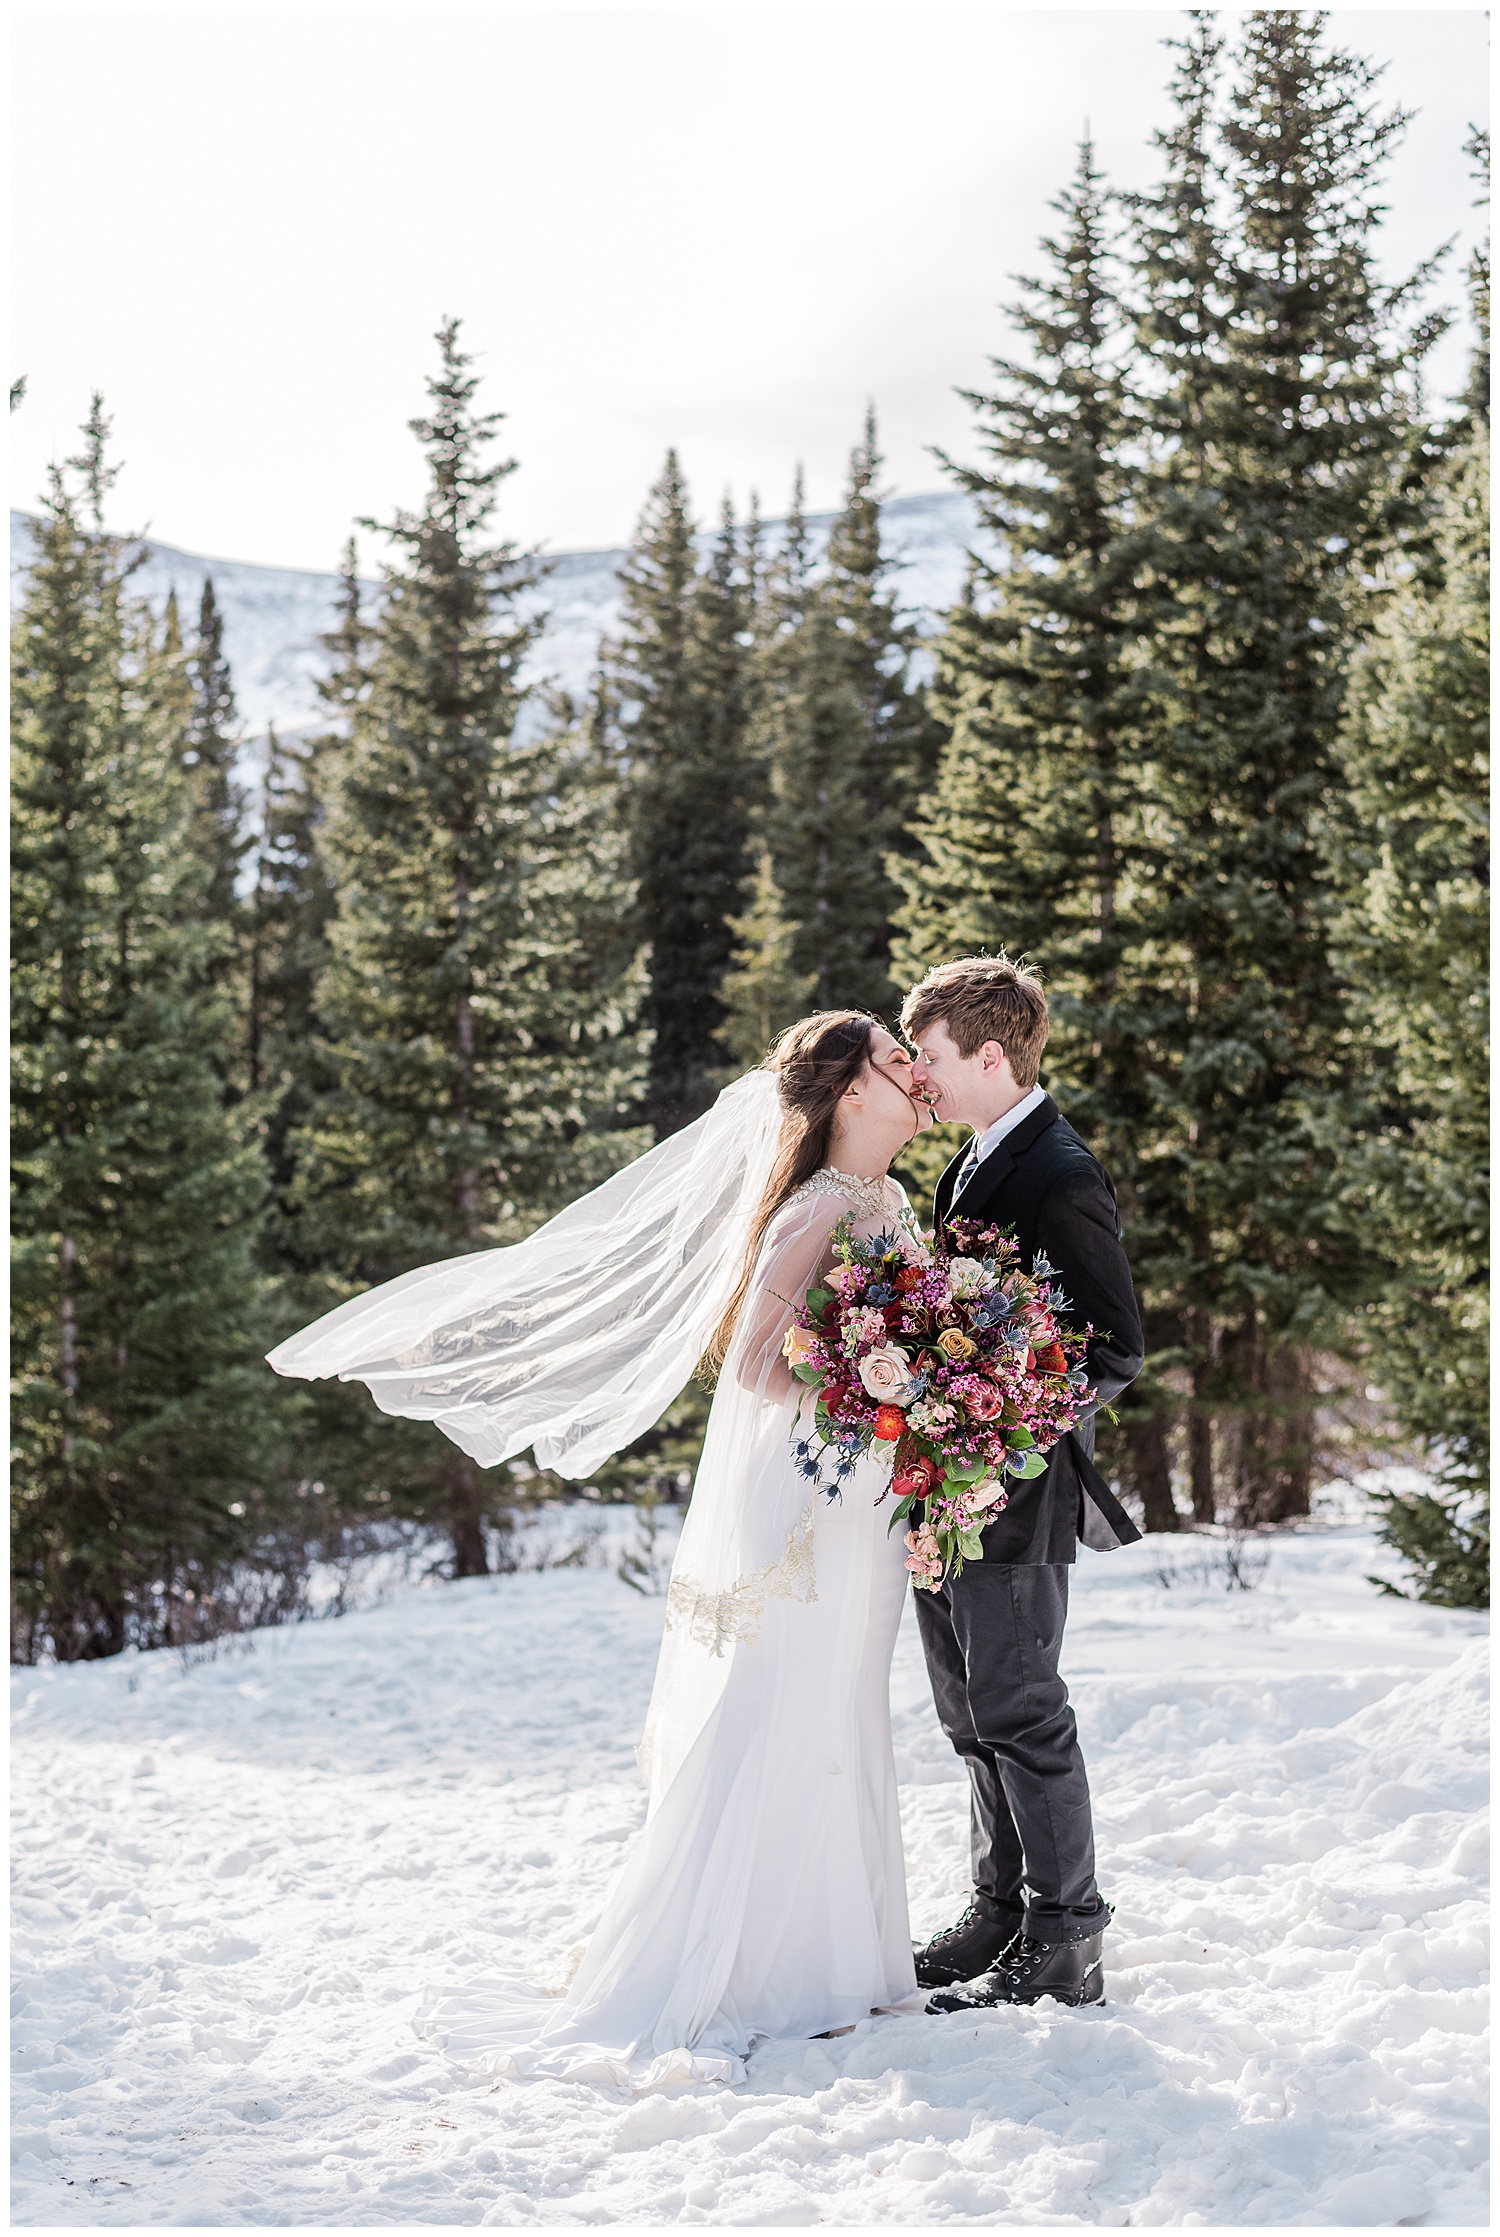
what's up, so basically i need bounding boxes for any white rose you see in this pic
[947,1256,991,1299]
[858,1344,915,1403]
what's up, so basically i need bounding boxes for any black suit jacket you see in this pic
[934,1094,1145,1565]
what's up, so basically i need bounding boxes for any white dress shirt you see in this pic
[952,1083,1048,1200]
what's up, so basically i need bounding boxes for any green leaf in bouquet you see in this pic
[1008,1448,1047,1479]
[1004,1426,1036,1449]
[806,1287,835,1314]
[792,1362,823,1384]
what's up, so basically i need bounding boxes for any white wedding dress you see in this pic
[266,1075,923,2091]
[417,1170,921,2088]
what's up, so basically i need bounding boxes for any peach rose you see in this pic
[782,1322,817,1368]
[904,1526,944,1586]
[937,1326,977,1363]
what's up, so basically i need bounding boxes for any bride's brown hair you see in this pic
[702,1011,878,1376]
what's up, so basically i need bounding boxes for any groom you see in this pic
[901,955,1144,2011]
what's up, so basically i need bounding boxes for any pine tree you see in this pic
[247,727,337,1148]
[1459,126,1489,430]
[1123,12,1430,1524]
[824,410,945,856]
[759,424,939,1022]
[716,847,816,1071]
[186,577,250,930]
[291,322,644,1575]
[895,139,1144,1019]
[1121,15,1261,1521]
[11,403,285,1658]
[248,544,364,1187]
[248,555,394,1559]
[892,142,1179,1528]
[610,456,755,1134]
[1331,197,1488,1600]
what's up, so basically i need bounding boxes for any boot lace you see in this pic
[929,1902,983,1948]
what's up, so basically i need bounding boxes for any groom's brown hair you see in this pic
[900,954,1049,1091]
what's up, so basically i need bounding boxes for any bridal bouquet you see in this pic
[782,1216,1094,1590]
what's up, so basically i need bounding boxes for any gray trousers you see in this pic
[913,1561,1106,1940]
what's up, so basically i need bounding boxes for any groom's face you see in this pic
[909,1018,1008,1127]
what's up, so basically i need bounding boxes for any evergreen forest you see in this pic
[12,14,1488,1658]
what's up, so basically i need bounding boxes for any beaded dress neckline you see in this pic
[787,1166,898,1220]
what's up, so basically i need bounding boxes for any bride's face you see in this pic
[854,1027,933,1142]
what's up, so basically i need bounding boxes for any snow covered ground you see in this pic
[12,1515,1487,2228]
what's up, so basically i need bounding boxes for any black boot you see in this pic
[927,1912,1109,2011]
[913,1899,1024,1990]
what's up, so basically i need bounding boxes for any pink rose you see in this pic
[849,1306,890,1347]
[858,1344,915,1403]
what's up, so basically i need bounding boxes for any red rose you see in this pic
[873,1404,907,1442]
[893,1453,941,1500]
[882,1302,909,1329]
[821,1296,844,1327]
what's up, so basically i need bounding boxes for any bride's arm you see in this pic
[727,1198,842,1405]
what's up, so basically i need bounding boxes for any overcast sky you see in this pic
[10,5,1489,573]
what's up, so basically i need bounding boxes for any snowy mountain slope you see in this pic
[10,491,981,747]
[11,1518,1488,2227]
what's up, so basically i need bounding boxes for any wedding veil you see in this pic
[265,1070,785,1479]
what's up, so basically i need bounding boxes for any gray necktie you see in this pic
[953,1134,984,1202]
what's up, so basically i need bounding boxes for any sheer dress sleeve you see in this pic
[727,1196,846,1406]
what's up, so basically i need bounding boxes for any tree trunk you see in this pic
[59,938,79,1479]
[1235,1342,1315,1527]
[815,780,830,1010]
[452,851,479,1245]
[1186,1304,1216,1523]
[246,860,264,1094]
[1095,797,1116,948]
[1125,1413,1181,1533]
[1187,1408,1215,1524]
[59,1233,79,1403]
[447,1451,489,1578]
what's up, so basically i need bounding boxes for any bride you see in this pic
[267,1011,934,2089]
